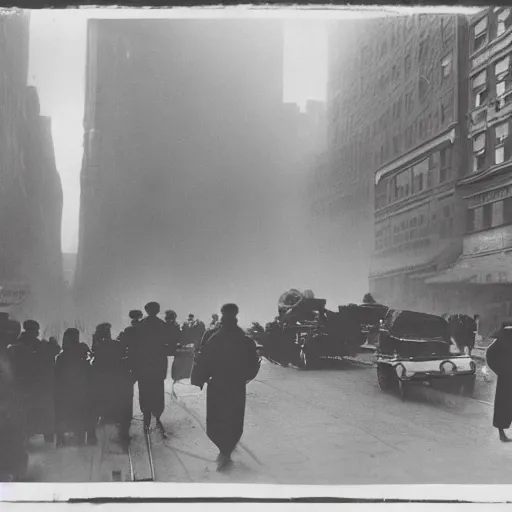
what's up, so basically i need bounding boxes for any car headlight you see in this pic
[440,361,457,374]
[395,363,406,379]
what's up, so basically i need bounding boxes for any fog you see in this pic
[69,18,370,332]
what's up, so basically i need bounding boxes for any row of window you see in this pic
[472,52,512,108]
[472,119,512,173]
[473,8,512,53]
[467,196,512,232]
[375,147,453,210]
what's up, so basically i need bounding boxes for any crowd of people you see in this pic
[0,302,261,478]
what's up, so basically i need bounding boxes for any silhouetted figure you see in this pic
[362,293,377,304]
[90,323,127,432]
[182,314,206,351]
[191,303,260,471]
[0,336,28,481]
[486,320,512,442]
[55,328,96,447]
[129,302,169,431]
[7,320,59,443]
[447,314,477,355]
[117,310,143,444]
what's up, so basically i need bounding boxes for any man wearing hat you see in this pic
[8,320,60,442]
[191,304,261,471]
[129,302,170,431]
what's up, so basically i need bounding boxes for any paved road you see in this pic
[26,358,511,484]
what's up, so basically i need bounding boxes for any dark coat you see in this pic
[487,332,512,429]
[90,338,130,424]
[7,335,59,436]
[191,322,260,455]
[129,316,169,381]
[55,346,93,434]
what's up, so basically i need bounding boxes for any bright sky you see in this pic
[28,9,329,254]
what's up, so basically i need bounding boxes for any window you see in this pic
[473,132,487,172]
[495,55,510,79]
[493,200,504,226]
[505,197,512,224]
[412,159,428,194]
[473,17,488,51]
[472,70,488,107]
[441,53,453,80]
[497,81,506,97]
[483,203,493,229]
[497,9,511,36]
[467,209,475,232]
[495,121,510,164]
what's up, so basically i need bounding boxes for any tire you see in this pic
[398,379,408,401]
[377,364,392,391]
[460,376,476,397]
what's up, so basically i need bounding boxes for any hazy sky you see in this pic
[28,10,328,254]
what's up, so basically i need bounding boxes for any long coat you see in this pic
[55,346,93,434]
[487,335,512,429]
[191,323,260,455]
[8,336,59,437]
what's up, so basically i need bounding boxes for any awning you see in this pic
[425,252,512,284]
[370,241,461,279]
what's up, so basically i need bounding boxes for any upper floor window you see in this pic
[441,53,453,81]
[473,16,488,52]
[473,132,487,173]
[497,8,512,37]
[472,69,488,107]
[495,55,510,79]
[440,146,452,183]
[495,120,510,165]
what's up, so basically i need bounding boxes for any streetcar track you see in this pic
[167,390,265,468]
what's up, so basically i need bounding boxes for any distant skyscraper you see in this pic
[75,19,288,329]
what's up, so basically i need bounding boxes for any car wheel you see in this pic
[398,379,408,401]
[377,364,392,391]
[460,376,476,397]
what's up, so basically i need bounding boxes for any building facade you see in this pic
[0,10,64,333]
[75,19,291,330]
[427,8,512,334]
[320,15,469,309]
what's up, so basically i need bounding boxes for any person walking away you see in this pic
[90,323,127,430]
[55,328,96,446]
[129,302,169,431]
[191,303,261,471]
[117,310,143,445]
[486,320,512,442]
[8,320,60,443]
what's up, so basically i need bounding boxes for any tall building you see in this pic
[75,19,290,330]
[321,14,469,311]
[0,10,64,332]
[426,8,512,334]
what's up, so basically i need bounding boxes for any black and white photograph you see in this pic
[0,3,510,497]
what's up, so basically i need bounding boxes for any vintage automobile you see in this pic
[376,309,477,400]
[338,302,389,347]
[264,289,360,369]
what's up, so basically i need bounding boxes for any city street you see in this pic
[26,357,512,484]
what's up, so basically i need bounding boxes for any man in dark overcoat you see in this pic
[129,302,170,430]
[487,320,512,442]
[191,303,260,471]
